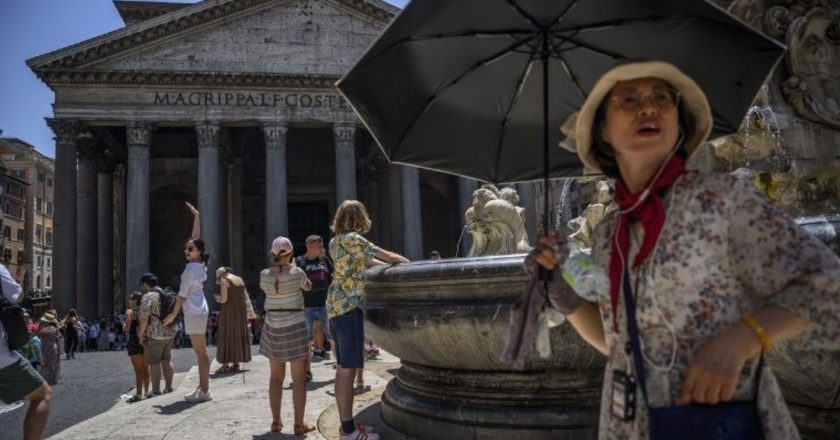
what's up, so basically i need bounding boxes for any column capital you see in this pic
[126,121,155,147]
[262,123,288,150]
[333,122,356,149]
[195,122,220,149]
[46,118,81,146]
[76,131,97,160]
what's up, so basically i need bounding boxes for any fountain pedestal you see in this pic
[365,255,605,439]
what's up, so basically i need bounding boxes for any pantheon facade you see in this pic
[28,0,537,317]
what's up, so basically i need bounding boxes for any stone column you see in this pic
[458,177,479,257]
[75,133,99,319]
[263,123,288,241]
[516,182,538,244]
[388,166,404,253]
[334,123,357,204]
[46,118,80,315]
[217,130,231,267]
[125,122,153,300]
[113,164,127,312]
[97,153,116,317]
[400,166,423,260]
[197,122,221,300]
[228,159,244,273]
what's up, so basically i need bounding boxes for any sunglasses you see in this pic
[611,87,680,113]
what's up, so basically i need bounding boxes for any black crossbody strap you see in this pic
[623,264,764,408]
[622,264,652,407]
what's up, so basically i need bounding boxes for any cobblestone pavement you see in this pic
[0,345,217,439]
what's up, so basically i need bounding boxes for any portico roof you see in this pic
[27,0,399,88]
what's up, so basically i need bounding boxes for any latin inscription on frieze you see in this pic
[152,92,349,108]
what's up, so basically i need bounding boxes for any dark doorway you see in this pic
[421,184,457,259]
[288,201,331,255]
[149,185,196,290]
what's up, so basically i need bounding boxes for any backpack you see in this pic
[154,287,180,326]
[0,296,30,351]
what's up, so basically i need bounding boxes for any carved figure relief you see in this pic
[785,8,840,128]
[465,185,531,257]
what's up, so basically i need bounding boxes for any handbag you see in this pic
[622,265,765,440]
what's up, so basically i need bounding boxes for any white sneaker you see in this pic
[0,400,24,415]
[339,425,378,440]
[184,388,212,403]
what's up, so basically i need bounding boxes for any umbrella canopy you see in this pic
[337,0,785,184]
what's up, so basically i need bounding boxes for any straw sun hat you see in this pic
[573,61,713,173]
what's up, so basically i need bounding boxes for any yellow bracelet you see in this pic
[742,314,772,353]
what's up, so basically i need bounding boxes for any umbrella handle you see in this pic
[541,34,551,236]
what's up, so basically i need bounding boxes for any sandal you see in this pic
[352,384,371,395]
[127,394,142,403]
[215,365,231,374]
[271,421,283,433]
[294,422,316,435]
[305,371,313,383]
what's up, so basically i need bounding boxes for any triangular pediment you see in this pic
[28,0,397,84]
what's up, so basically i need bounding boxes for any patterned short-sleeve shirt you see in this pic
[326,232,382,319]
[588,172,840,439]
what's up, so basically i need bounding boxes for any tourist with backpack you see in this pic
[163,202,212,403]
[0,263,51,440]
[138,273,176,397]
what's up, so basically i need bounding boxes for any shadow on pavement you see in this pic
[211,368,251,378]
[252,432,298,439]
[152,401,196,415]
[283,379,335,392]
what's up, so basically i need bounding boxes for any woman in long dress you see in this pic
[214,267,255,373]
[37,312,61,385]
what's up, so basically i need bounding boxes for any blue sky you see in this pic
[0,0,408,158]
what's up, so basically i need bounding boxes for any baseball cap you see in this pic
[271,236,293,256]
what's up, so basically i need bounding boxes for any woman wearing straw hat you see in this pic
[37,311,61,385]
[530,61,840,439]
[258,236,316,435]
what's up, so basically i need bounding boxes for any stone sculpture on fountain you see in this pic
[465,184,531,257]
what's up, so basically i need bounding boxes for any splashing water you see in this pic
[554,178,576,233]
[742,105,790,172]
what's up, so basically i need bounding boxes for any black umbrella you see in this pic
[337,0,784,231]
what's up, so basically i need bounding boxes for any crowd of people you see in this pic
[2,198,405,440]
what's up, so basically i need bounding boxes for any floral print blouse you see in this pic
[327,232,382,319]
[588,172,840,440]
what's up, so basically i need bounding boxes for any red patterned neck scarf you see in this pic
[608,154,686,331]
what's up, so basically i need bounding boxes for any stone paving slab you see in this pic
[46,353,401,440]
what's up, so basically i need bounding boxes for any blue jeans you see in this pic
[329,308,364,369]
[304,307,331,340]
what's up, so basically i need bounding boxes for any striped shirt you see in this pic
[259,265,307,328]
